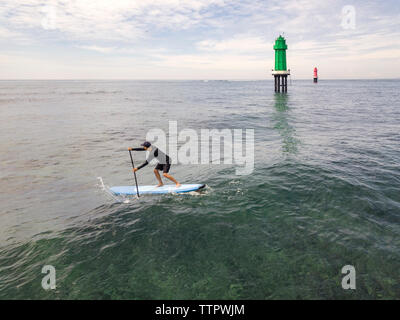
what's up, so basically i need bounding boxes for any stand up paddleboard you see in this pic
[110,184,205,196]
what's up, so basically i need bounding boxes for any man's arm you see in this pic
[129,147,149,171]
[136,160,148,170]
[129,147,146,151]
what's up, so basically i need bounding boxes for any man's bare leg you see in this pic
[154,169,164,187]
[163,173,181,187]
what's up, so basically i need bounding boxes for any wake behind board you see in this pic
[110,184,205,195]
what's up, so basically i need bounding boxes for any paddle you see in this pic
[128,149,140,197]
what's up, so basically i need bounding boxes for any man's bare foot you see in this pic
[157,183,164,187]
[176,183,181,188]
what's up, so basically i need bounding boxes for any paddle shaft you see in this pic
[129,150,140,197]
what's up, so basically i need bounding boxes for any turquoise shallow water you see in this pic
[0,80,399,299]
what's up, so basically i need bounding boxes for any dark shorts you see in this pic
[155,163,171,173]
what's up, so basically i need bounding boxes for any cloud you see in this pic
[0,0,226,42]
[197,35,270,53]
[78,45,115,53]
[151,52,272,71]
[0,25,32,44]
[0,0,399,79]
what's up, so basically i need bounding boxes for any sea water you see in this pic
[0,79,399,299]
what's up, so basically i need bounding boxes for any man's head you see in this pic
[141,141,151,150]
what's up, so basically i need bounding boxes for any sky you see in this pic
[0,0,399,79]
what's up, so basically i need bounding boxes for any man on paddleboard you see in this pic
[129,141,181,188]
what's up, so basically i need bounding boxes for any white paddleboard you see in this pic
[110,184,205,195]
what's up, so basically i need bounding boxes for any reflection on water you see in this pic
[272,93,300,154]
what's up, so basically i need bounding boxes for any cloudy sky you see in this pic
[0,0,399,79]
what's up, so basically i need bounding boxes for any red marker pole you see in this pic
[313,67,318,83]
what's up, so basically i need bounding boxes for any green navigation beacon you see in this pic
[272,35,290,92]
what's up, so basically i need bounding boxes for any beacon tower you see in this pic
[314,67,318,83]
[272,35,290,92]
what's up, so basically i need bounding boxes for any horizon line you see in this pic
[1,78,399,81]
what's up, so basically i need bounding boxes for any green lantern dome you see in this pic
[273,35,288,71]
